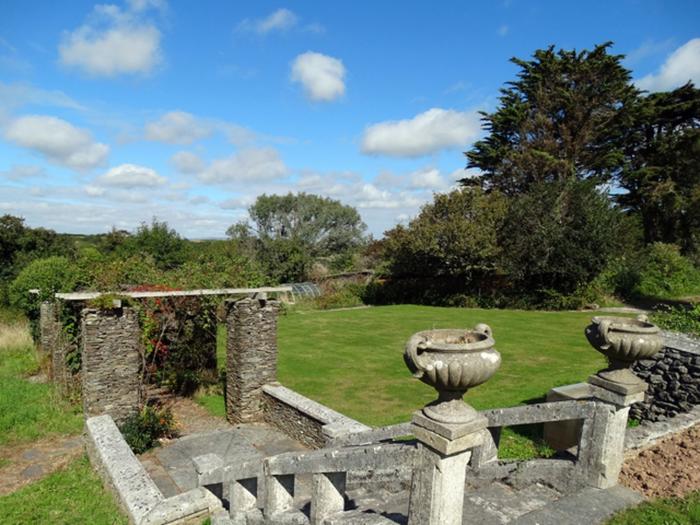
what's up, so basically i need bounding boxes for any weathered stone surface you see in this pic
[543,383,592,451]
[81,307,142,423]
[41,301,77,391]
[262,384,369,449]
[226,298,279,424]
[631,331,700,422]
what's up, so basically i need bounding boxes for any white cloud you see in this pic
[498,24,509,37]
[636,38,700,92]
[84,184,106,196]
[199,148,288,183]
[98,163,166,187]
[0,82,85,113]
[1,164,46,180]
[59,3,162,77]
[237,8,298,34]
[4,115,109,170]
[362,108,481,157]
[291,52,346,102]
[410,167,448,189]
[171,151,205,174]
[145,111,212,144]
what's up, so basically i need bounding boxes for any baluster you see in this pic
[264,473,295,517]
[310,471,346,524]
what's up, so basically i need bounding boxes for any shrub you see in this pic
[652,304,700,337]
[119,406,175,454]
[314,282,365,310]
[8,257,80,340]
[633,243,700,299]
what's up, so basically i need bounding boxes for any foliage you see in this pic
[313,281,366,310]
[464,43,638,194]
[498,180,624,304]
[632,243,700,298]
[383,188,507,281]
[228,193,367,281]
[87,293,132,310]
[607,490,700,525]
[0,215,72,304]
[121,218,188,270]
[617,83,700,254]
[652,304,700,337]
[119,405,175,454]
[0,456,128,524]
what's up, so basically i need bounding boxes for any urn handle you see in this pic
[597,318,613,350]
[474,323,492,338]
[405,333,429,378]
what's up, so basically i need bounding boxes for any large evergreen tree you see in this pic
[617,82,700,253]
[463,43,638,194]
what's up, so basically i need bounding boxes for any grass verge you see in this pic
[607,491,700,524]
[0,315,82,447]
[0,455,127,524]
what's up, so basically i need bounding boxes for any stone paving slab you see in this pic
[140,423,307,495]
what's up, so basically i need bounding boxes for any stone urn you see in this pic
[404,324,501,424]
[585,314,662,388]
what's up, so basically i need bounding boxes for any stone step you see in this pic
[513,485,643,525]
[461,481,562,524]
[325,509,401,525]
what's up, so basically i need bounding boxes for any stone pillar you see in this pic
[578,376,645,489]
[40,301,64,382]
[81,307,142,423]
[407,412,487,525]
[226,297,280,424]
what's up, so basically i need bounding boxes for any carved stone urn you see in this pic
[585,314,662,389]
[404,323,501,424]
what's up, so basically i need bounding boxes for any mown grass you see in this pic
[0,316,82,447]
[0,456,127,524]
[205,304,610,458]
[607,491,700,525]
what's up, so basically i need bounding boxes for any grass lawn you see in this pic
[607,491,700,524]
[0,456,127,524]
[0,316,82,447]
[201,304,611,458]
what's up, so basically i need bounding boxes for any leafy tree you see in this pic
[617,83,700,253]
[498,180,623,304]
[382,188,508,281]
[255,237,312,284]
[123,219,188,270]
[230,193,367,257]
[463,43,638,194]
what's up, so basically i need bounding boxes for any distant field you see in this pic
[206,304,611,458]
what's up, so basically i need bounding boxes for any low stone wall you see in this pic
[81,307,142,423]
[631,331,700,422]
[85,415,225,525]
[262,383,370,448]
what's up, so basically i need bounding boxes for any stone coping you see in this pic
[85,415,224,525]
[662,330,700,356]
[55,286,291,301]
[625,404,700,455]
[262,383,370,440]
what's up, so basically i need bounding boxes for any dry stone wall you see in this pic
[631,331,700,422]
[225,297,279,424]
[81,307,142,423]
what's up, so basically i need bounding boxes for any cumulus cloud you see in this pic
[171,151,205,174]
[237,8,298,34]
[291,52,346,102]
[59,3,162,76]
[145,111,212,144]
[98,163,166,187]
[199,148,288,183]
[4,115,109,170]
[636,38,700,92]
[361,108,481,157]
[409,167,448,189]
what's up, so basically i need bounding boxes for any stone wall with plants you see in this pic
[631,332,700,422]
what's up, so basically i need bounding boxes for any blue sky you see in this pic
[1,1,699,238]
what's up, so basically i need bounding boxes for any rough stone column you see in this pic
[578,377,646,489]
[81,307,142,424]
[40,301,65,384]
[407,412,487,525]
[226,297,280,424]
